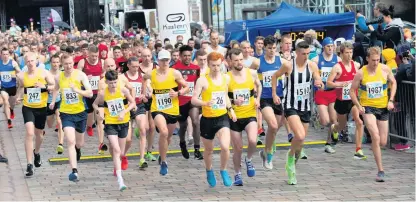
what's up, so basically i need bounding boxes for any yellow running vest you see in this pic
[104,86,130,124]
[23,70,48,108]
[150,69,179,115]
[359,65,388,108]
[228,68,256,118]
[59,70,86,114]
[201,74,228,118]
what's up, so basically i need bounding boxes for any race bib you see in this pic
[106,98,125,117]
[131,82,142,98]
[63,88,79,104]
[233,89,250,106]
[156,93,172,110]
[342,83,352,100]
[27,88,41,103]
[262,71,276,88]
[185,82,195,97]
[211,91,226,110]
[366,81,383,99]
[295,83,311,101]
[321,67,332,82]
[0,71,13,82]
[89,76,100,90]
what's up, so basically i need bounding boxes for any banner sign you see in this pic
[156,0,191,44]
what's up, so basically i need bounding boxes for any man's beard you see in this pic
[234,66,243,71]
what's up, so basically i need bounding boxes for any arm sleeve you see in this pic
[356,16,369,32]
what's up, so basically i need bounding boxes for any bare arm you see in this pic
[44,70,55,91]
[77,71,94,98]
[349,70,363,107]
[191,77,207,107]
[12,61,21,74]
[120,75,135,98]
[142,72,152,97]
[173,69,189,95]
[309,61,324,89]
[384,65,397,102]
[271,62,290,99]
[251,69,262,103]
[77,59,85,71]
[326,64,343,88]
[51,74,60,104]
[224,75,233,109]
[121,87,136,112]
[311,56,319,64]
[15,73,24,101]
[249,58,260,70]
[92,90,104,112]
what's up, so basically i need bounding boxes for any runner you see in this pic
[0,48,20,129]
[140,48,157,162]
[51,53,93,182]
[271,41,324,185]
[326,42,366,159]
[142,49,189,175]
[349,46,396,182]
[254,36,285,170]
[93,70,135,191]
[311,37,341,153]
[172,45,203,160]
[46,54,64,154]
[16,52,55,177]
[253,36,265,58]
[191,52,235,187]
[195,49,208,75]
[77,45,103,138]
[116,43,130,73]
[123,57,149,169]
[226,48,262,186]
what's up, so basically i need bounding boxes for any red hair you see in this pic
[207,52,224,62]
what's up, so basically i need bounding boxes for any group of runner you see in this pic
[0,30,396,190]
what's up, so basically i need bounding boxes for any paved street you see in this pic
[0,106,415,201]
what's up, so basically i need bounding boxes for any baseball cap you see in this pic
[322,37,334,46]
[158,49,171,60]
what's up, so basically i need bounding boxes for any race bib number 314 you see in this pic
[106,98,125,117]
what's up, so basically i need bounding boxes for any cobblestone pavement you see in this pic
[0,106,414,201]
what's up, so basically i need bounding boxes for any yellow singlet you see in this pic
[23,70,48,108]
[201,74,228,118]
[228,68,256,118]
[150,69,179,115]
[359,65,388,108]
[59,70,86,114]
[104,86,130,124]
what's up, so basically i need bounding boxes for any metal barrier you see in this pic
[389,80,416,143]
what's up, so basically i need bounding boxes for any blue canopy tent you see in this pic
[224,2,355,45]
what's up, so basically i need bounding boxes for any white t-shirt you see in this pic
[205,45,228,73]
[22,63,46,72]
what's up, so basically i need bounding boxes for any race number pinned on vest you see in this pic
[106,98,125,117]
[185,82,194,97]
[295,83,310,101]
[366,81,383,99]
[342,83,352,100]
[233,89,250,106]
[89,76,100,90]
[0,71,12,82]
[321,67,332,82]
[131,82,142,98]
[262,71,276,88]
[156,93,172,110]
[63,88,79,104]
[27,88,41,103]
[211,91,226,110]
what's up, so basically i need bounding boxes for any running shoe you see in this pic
[87,126,94,137]
[206,169,217,187]
[220,170,232,187]
[394,143,410,151]
[119,181,127,191]
[324,145,335,154]
[7,120,12,129]
[285,151,297,185]
[145,152,157,161]
[134,128,140,139]
[56,144,64,155]
[180,142,189,159]
[233,173,243,186]
[259,150,273,170]
[68,172,79,182]
[10,109,14,120]
[272,141,277,154]
[256,136,263,145]
[34,151,42,168]
[55,124,59,132]
[258,128,265,137]
[25,164,34,177]
[354,149,367,160]
[98,143,108,155]
[376,171,385,182]
[300,148,307,159]
[245,157,255,177]
[173,128,179,136]
[187,137,194,146]
[160,161,168,175]
[194,149,203,160]
[331,124,339,143]
[0,154,8,163]
[121,156,128,170]
[288,133,294,142]
[139,158,148,169]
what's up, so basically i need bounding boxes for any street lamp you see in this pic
[29,18,33,32]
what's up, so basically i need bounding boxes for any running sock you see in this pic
[116,170,122,179]
[325,143,330,146]
[72,168,78,173]
[7,119,11,124]
[356,147,361,152]
[194,145,200,150]
[246,157,252,162]
[59,143,63,146]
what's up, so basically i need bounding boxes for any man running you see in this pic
[16,52,55,177]
[311,37,341,153]
[195,49,208,75]
[254,36,284,170]
[51,54,93,182]
[46,54,64,154]
[93,70,135,191]
[227,48,262,186]
[272,41,324,185]
[349,46,396,182]
[326,42,366,159]
[0,48,20,128]
[192,52,235,187]
[142,49,189,175]
[172,45,203,160]
[253,36,264,58]
[77,45,104,137]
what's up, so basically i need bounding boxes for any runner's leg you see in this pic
[230,130,243,173]
[362,114,383,171]
[189,107,202,159]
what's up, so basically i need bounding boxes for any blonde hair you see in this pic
[367,46,381,57]
[304,29,317,40]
